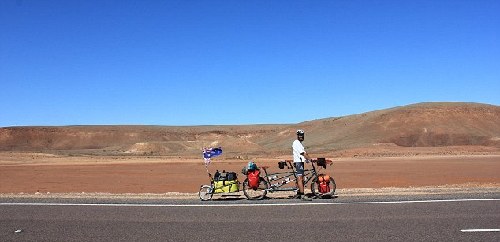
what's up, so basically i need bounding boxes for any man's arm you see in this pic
[301,152,312,161]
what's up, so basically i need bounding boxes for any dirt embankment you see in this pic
[1,103,499,158]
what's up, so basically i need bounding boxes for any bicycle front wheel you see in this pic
[199,185,214,201]
[242,177,269,200]
[310,176,336,198]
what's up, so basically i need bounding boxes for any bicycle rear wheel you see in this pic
[310,176,336,198]
[199,185,214,201]
[242,177,269,200]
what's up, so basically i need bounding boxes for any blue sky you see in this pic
[1,0,499,126]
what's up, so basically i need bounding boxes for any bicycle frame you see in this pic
[260,159,324,193]
[242,158,335,200]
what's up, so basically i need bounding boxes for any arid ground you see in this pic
[1,103,499,198]
[1,152,498,196]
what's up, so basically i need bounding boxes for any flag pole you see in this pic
[202,147,222,180]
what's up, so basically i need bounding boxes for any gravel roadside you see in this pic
[1,184,499,200]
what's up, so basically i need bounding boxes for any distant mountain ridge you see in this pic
[1,102,499,157]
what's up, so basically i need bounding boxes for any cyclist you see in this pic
[292,129,313,201]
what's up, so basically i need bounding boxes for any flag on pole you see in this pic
[203,147,222,165]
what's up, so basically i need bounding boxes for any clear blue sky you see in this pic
[1,0,499,126]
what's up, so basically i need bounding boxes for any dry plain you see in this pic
[1,151,499,198]
[1,103,499,198]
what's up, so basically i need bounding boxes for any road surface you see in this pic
[1,192,499,241]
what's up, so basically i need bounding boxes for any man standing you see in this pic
[292,129,312,201]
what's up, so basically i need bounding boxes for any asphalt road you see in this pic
[1,193,499,241]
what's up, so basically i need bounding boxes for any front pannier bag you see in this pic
[317,174,331,193]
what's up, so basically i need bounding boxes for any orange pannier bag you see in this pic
[318,174,331,193]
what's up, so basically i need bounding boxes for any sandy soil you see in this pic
[1,152,499,195]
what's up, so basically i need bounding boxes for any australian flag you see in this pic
[203,147,222,165]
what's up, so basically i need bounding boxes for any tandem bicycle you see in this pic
[241,158,336,200]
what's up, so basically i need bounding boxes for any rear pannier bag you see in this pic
[247,170,260,189]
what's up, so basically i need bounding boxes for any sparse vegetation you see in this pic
[0,103,498,157]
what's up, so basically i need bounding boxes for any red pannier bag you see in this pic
[247,170,260,189]
[318,174,331,193]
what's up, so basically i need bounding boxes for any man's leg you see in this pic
[295,162,305,195]
[297,175,304,194]
[293,162,311,200]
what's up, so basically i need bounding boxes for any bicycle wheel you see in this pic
[242,177,269,200]
[310,176,336,198]
[199,185,214,201]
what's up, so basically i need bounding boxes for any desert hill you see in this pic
[1,102,499,158]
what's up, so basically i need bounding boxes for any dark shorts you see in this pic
[295,162,304,176]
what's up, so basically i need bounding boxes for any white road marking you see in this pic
[355,198,500,204]
[0,198,498,207]
[461,229,500,232]
[1,202,329,207]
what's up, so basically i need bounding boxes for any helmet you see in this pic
[296,129,305,135]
